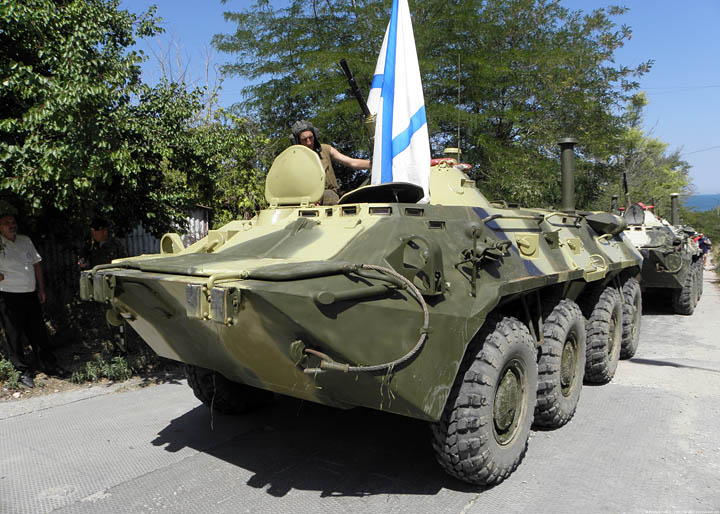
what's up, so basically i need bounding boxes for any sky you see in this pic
[122,0,720,194]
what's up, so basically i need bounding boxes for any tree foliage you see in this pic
[214,0,650,205]
[191,109,268,227]
[0,0,262,237]
[596,93,692,216]
[679,207,720,243]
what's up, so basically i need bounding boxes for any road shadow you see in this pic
[153,397,485,497]
[629,357,720,374]
[151,396,484,498]
[641,291,677,315]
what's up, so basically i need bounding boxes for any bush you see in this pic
[0,359,21,390]
[70,356,133,384]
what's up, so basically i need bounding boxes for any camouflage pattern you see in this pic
[80,145,642,421]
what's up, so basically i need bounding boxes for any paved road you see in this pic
[2,273,720,514]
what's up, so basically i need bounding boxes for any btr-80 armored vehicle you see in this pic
[80,139,642,485]
[622,194,703,315]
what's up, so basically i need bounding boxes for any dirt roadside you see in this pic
[1,322,183,402]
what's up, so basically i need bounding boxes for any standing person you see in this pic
[290,120,370,205]
[77,216,128,353]
[698,234,711,269]
[78,217,127,270]
[0,202,58,388]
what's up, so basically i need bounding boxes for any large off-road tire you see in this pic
[185,364,273,414]
[672,266,697,315]
[582,286,623,384]
[620,277,642,360]
[694,260,703,301]
[534,299,586,428]
[431,315,537,485]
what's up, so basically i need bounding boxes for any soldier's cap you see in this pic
[0,199,18,218]
[90,217,110,230]
[290,120,321,151]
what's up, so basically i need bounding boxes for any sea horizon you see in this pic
[685,193,720,211]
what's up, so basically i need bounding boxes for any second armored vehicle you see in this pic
[622,194,703,315]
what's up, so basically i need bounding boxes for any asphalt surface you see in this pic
[2,271,720,514]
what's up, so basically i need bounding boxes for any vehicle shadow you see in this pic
[641,291,676,315]
[629,357,720,374]
[151,396,484,497]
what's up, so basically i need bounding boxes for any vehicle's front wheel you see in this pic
[534,299,586,428]
[431,315,537,485]
[185,364,273,414]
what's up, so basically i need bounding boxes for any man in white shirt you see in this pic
[0,204,57,388]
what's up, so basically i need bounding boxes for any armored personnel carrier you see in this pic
[80,139,642,485]
[622,194,703,315]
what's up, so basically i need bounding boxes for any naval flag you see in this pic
[366,0,430,201]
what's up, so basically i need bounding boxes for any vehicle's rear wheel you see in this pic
[620,277,642,360]
[694,260,703,301]
[185,364,273,414]
[582,286,623,384]
[534,299,585,428]
[431,315,537,485]
[672,267,697,315]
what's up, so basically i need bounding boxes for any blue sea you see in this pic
[686,194,720,211]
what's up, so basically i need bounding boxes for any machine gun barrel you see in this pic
[339,59,371,117]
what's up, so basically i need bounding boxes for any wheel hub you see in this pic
[608,309,620,354]
[494,360,525,444]
[560,333,578,395]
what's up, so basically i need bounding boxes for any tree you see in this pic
[140,27,271,228]
[191,109,268,227]
[679,208,720,242]
[213,0,650,205]
[0,0,256,237]
[599,93,692,216]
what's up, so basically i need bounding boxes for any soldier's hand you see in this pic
[0,273,4,281]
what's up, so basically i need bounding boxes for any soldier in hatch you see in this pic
[290,120,370,205]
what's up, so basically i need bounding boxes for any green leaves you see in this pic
[600,93,692,215]
[214,0,650,207]
[0,0,263,238]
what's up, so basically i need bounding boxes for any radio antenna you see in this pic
[457,53,461,152]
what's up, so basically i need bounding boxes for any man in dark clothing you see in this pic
[0,203,58,388]
[290,120,370,205]
[78,217,127,270]
[77,217,128,353]
[698,234,711,268]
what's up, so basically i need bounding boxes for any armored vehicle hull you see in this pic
[81,144,642,485]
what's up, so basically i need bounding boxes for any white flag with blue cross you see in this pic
[366,0,430,201]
